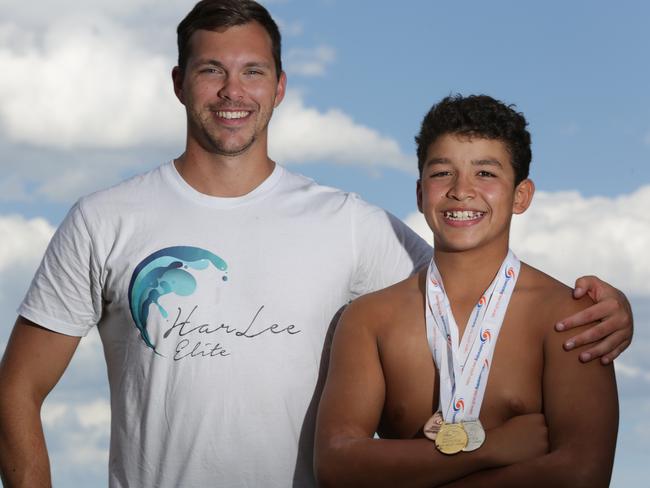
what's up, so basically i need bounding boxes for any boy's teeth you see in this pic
[444,210,485,221]
[217,111,249,119]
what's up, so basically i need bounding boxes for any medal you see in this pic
[423,411,444,441]
[434,422,468,455]
[461,419,486,451]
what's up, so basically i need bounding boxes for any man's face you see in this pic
[174,22,286,157]
[417,133,533,254]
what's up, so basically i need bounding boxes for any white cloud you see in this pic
[0,214,55,365]
[616,362,650,382]
[32,157,130,202]
[286,45,335,76]
[0,214,53,279]
[270,90,414,171]
[42,402,70,427]
[42,398,110,469]
[405,185,650,296]
[0,83,416,201]
[615,297,650,396]
[0,17,184,149]
[76,398,111,429]
[0,16,372,164]
[0,0,163,24]
[0,17,411,201]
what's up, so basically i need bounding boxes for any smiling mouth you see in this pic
[444,210,486,221]
[215,111,251,120]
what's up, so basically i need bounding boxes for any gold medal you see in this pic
[461,419,485,451]
[423,411,444,441]
[434,422,468,455]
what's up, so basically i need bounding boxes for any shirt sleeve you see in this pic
[349,194,432,298]
[17,200,103,337]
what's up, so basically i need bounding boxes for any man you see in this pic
[314,95,618,487]
[0,1,630,487]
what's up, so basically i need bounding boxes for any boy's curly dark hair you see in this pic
[415,94,531,185]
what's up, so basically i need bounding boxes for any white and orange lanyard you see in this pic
[425,250,520,423]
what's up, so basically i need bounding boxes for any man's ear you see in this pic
[513,178,535,214]
[416,179,423,213]
[274,71,287,108]
[172,66,185,105]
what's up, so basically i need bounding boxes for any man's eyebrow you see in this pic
[195,58,220,65]
[192,59,272,69]
[190,59,224,69]
[243,61,273,69]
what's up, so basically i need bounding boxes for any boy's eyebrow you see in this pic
[472,158,503,167]
[424,157,504,168]
[424,157,451,167]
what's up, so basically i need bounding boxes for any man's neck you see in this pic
[175,144,275,198]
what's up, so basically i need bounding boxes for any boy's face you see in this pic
[417,133,533,254]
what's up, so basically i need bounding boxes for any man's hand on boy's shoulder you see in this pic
[555,275,633,365]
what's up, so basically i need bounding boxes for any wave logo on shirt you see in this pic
[505,266,516,279]
[128,246,228,353]
[477,296,487,308]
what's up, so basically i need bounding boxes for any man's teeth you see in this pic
[216,111,249,119]
[444,210,485,221]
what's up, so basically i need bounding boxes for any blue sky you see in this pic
[0,0,649,486]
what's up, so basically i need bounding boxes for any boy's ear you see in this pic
[512,178,535,214]
[416,179,423,213]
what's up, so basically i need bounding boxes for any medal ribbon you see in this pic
[425,249,520,423]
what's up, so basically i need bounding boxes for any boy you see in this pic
[314,95,618,487]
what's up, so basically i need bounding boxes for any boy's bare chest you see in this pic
[377,305,545,439]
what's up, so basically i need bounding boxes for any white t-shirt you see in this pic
[19,162,431,487]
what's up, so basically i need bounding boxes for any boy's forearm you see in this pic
[316,411,549,486]
[439,449,613,488]
[316,436,496,488]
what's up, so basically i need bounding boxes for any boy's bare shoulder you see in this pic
[517,262,594,327]
[342,271,425,333]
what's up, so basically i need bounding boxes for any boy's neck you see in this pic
[433,242,511,334]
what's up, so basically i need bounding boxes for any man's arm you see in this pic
[0,316,80,488]
[558,275,633,364]
[314,297,548,488]
[441,296,619,488]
